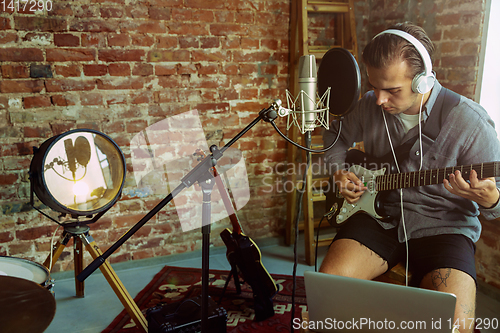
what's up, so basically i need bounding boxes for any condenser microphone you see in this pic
[298,55,318,131]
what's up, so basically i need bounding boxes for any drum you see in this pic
[0,256,51,288]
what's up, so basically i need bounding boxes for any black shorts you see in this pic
[333,214,477,287]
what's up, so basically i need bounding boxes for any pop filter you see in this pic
[318,48,361,118]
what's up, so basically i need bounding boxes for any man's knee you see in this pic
[420,268,476,333]
[319,238,388,279]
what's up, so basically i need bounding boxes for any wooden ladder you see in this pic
[286,0,358,266]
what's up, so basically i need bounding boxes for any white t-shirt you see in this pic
[398,112,420,134]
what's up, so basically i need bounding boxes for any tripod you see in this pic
[44,224,148,333]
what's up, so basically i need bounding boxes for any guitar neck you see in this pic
[376,162,500,191]
[212,167,243,234]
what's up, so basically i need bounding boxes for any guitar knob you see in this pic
[340,208,347,213]
[337,215,344,222]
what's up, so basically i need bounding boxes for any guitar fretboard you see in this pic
[376,162,500,191]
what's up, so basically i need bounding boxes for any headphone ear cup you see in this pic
[412,72,436,94]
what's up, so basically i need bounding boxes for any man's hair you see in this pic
[362,22,435,79]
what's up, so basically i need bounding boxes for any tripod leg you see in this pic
[74,236,85,297]
[80,233,148,333]
[231,265,242,294]
[43,230,72,270]
[218,264,240,305]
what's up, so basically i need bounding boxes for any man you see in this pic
[322,22,500,333]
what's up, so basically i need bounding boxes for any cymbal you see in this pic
[0,276,56,333]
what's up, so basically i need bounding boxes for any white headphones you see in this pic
[375,29,435,94]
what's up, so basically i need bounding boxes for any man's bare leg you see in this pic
[319,238,388,279]
[420,268,476,333]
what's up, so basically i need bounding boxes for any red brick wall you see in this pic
[0,0,290,272]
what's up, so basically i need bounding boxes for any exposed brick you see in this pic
[45,79,95,92]
[131,34,155,47]
[157,36,178,49]
[70,19,119,32]
[147,50,190,62]
[81,33,106,47]
[0,173,18,185]
[80,93,103,106]
[108,63,131,76]
[15,16,67,32]
[83,64,108,76]
[148,7,170,20]
[179,36,199,48]
[125,5,149,19]
[0,31,17,44]
[51,95,77,106]
[48,3,74,16]
[125,119,148,134]
[114,213,146,229]
[120,21,167,34]
[73,4,98,18]
[0,231,14,243]
[184,0,225,9]
[54,65,81,77]
[210,23,248,36]
[9,243,32,256]
[96,77,144,90]
[132,63,154,76]
[16,226,55,241]
[107,33,130,46]
[130,91,153,104]
[192,50,228,62]
[0,48,44,62]
[99,50,145,62]
[46,48,96,62]
[1,65,30,79]
[0,17,11,30]
[155,64,177,76]
[24,95,52,109]
[54,33,80,46]
[168,22,209,35]
[100,6,125,18]
[30,64,53,78]
[23,126,53,138]
[0,80,44,93]
[441,55,477,68]
[201,37,220,48]
[196,63,218,75]
[105,94,127,105]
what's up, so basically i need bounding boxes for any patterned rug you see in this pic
[102,266,307,333]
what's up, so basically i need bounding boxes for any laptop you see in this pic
[303,271,456,333]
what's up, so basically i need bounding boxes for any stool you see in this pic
[374,262,411,285]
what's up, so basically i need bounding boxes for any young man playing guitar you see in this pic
[321,22,500,333]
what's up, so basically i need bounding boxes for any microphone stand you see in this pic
[77,100,280,332]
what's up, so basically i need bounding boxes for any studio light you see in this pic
[29,129,126,220]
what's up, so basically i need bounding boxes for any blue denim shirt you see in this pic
[323,80,500,243]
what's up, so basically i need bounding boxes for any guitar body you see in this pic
[332,165,386,225]
[220,228,277,321]
[326,149,397,226]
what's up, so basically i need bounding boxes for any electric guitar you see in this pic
[193,150,277,321]
[328,149,500,225]
[215,169,277,321]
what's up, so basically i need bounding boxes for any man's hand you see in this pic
[443,170,500,208]
[333,169,368,204]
